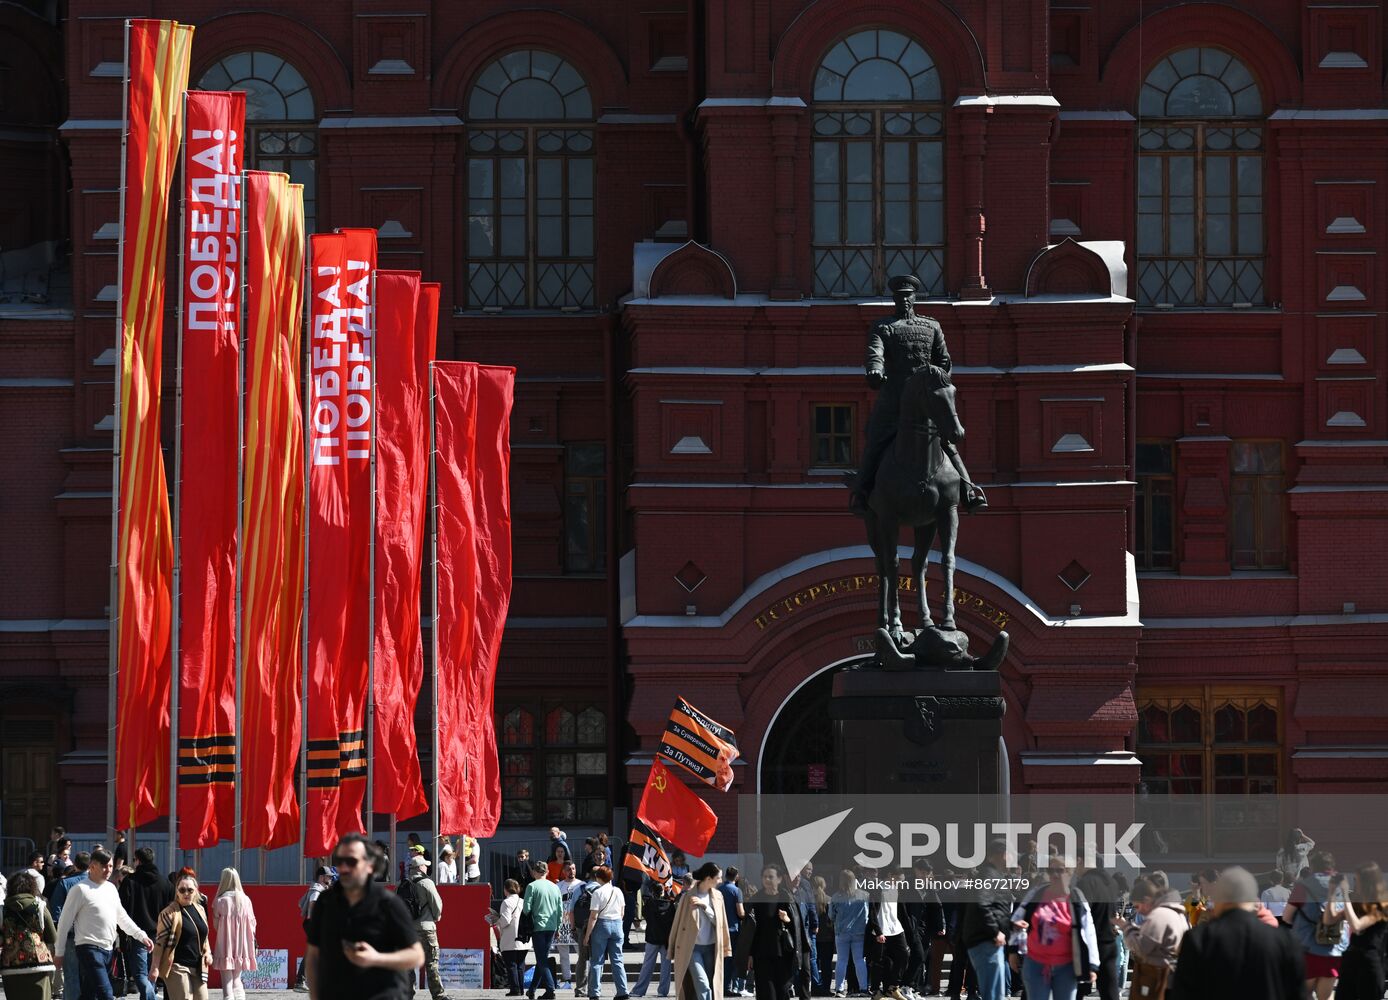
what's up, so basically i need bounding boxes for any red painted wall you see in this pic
[197,884,492,989]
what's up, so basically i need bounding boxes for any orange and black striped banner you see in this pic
[240,171,305,850]
[657,696,740,792]
[176,89,244,848]
[114,17,193,830]
[623,822,682,895]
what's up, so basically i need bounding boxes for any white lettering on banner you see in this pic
[341,258,372,461]
[311,265,345,467]
[184,124,239,343]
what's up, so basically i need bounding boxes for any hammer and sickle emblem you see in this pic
[653,769,668,793]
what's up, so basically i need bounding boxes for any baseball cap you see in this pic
[409,855,431,870]
[409,844,426,855]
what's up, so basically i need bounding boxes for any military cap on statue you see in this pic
[887,273,922,293]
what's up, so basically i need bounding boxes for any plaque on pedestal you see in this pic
[830,667,1005,797]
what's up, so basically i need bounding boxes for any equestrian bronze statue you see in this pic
[848,274,1007,671]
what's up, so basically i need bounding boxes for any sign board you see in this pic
[240,949,289,990]
[808,763,828,790]
[439,948,485,991]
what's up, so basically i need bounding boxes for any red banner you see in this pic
[305,232,346,855]
[372,270,429,821]
[175,90,244,848]
[432,362,479,836]
[334,227,376,839]
[465,365,514,837]
[115,18,194,830]
[637,761,718,855]
[305,228,376,856]
[240,172,305,850]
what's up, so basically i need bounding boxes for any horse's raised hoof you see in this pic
[875,628,915,671]
[974,630,1009,671]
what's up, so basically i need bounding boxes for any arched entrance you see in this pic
[758,654,870,795]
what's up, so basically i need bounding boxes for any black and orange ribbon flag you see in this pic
[658,696,740,792]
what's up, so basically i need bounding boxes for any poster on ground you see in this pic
[240,949,289,989]
[438,948,485,991]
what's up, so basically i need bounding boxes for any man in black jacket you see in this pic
[902,860,947,996]
[1169,867,1305,1000]
[956,840,1013,1000]
[735,865,808,1000]
[118,847,173,1000]
[1074,845,1121,1000]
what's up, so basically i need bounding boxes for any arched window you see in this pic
[811,29,945,298]
[198,51,318,231]
[465,50,595,310]
[1136,48,1264,306]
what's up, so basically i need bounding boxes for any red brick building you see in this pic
[3,0,1386,862]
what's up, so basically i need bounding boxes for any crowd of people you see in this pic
[6,822,1385,1000]
[483,825,1387,1000]
[0,828,259,1000]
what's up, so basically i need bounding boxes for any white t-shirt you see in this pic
[558,878,583,912]
[877,891,904,938]
[591,882,624,920]
[694,889,717,945]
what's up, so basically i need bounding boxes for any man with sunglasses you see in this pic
[305,833,424,1000]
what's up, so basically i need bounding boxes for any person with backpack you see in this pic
[397,856,450,1000]
[1282,849,1349,1000]
[1009,855,1099,1000]
[568,867,602,996]
[1,870,57,1000]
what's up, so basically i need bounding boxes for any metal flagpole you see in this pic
[299,235,312,883]
[428,363,441,873]
[168,89,188,875]
[106,18,132,852]
[365,268,378,840]
[233,169,248,874]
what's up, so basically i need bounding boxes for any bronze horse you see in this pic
[861,364,965,644]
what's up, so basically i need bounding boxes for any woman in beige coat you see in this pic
[151,873,214,1000]
[669,863,733,1000]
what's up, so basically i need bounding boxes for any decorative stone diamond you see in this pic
[1058,560,1091,591]
[675,561,707,593]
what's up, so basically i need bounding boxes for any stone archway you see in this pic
[757,652,869,796]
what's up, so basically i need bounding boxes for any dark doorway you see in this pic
[758,657,870,795]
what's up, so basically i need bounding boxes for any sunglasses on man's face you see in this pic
[332,856,362,869]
